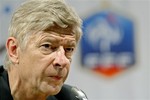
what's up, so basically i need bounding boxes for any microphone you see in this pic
[71,87,88,100]
[54,84,88,100]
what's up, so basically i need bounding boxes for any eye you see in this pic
[65,47,74,53]
[40,43,58,53]
[64,47,74,60]
[42,44,50,48]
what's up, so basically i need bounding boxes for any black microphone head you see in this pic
[71,86,88,100]
[52,84,88,100]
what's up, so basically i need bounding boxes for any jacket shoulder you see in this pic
[0,65,13,100]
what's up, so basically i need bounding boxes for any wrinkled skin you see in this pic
[7,28,76,100]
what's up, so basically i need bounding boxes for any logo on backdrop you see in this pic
[81,10,135,77]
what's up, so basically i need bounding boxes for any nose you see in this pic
[53,46,69,68]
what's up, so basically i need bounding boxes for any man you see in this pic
[0,0,87,100]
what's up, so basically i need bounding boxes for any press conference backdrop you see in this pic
[0,0,149,100]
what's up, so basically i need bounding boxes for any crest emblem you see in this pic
[81,10,135,77]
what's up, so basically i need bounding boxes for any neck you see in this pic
[8,67,47,100]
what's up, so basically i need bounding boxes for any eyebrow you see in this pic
[64,40,76,47]
[42,37,59,43]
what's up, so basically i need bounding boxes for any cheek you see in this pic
[18,53,46,81]
[66,64,70,73]
[23,52,51,71]
[62,64,71,81]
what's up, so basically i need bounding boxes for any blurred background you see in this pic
[0,0,149,100]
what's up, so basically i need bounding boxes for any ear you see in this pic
[6,37,19,64]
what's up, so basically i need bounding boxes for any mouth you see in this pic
[51,76,62,80]
[48,75,63,81]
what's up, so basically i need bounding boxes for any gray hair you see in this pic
[4,0,82,69]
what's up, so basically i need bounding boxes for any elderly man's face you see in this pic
[17,29,76,95]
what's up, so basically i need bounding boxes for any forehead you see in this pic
[37,31,76,42]
[25,25,77,47]
[44,25,74,35]
[29,29,76,45]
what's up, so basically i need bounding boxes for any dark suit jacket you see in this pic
[0,66,80,100]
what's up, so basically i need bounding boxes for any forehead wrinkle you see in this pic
[33,32,58,44]
[45,31,76,41]
[45,25,74,35]
[30,31,76,46]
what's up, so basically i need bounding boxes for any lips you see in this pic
[48,75,63,81]
[51,76,62,80]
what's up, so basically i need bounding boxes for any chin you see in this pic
[40,82,63,96]
[50,84,62,95]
